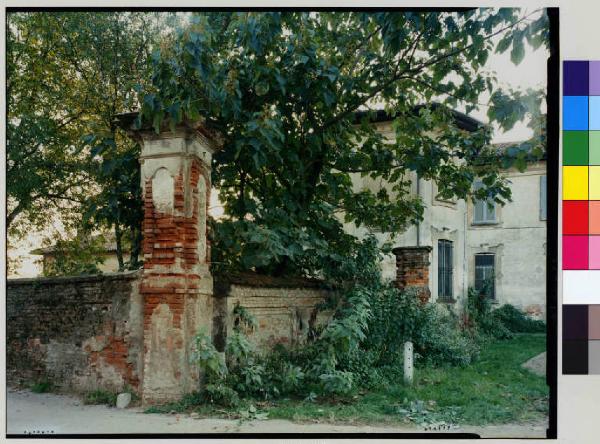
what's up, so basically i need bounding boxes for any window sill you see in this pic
[434,200,457,208]
[437,298,457,304]
[471,221,499,226]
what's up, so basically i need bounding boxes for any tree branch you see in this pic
[321,9,540,131]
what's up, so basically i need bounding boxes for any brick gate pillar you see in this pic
[392,246,432,304]
[119,115,221,405]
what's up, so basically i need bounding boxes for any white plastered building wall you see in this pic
[345,121,547,319]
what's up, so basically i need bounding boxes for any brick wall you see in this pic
[392,246,432,304]
[6,271,143,393]
[213,273,331,352]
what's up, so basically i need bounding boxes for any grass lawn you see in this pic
[147,333,548,427]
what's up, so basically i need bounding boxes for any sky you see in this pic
[7,11,550,278]
[467,22,549,143]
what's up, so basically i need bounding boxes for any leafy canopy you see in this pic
[140,9,548,278]
[7,12,181,268]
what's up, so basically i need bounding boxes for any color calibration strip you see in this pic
[563,305,600,374]
[563,61,600,374]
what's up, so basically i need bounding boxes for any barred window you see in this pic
[475,253,495,299]
[438,240,453,301]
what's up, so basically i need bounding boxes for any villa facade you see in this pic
[348,119,547,319]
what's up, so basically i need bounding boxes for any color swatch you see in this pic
[563,61,600,374]
[562,61,600,277]
[562,305,600,374]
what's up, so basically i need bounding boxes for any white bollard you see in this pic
[404,341,414,385]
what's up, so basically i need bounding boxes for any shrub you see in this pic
[84,389,117,406]
[338,348,386,389]
[492,304,546,333]
[203,383,240,408]
[191,329,227,382]
[363,285,480,368]
[31,380,53,393]
[415,310,481,366]
[464,287,513,340]
[188,237,483,404]
[319,371,354,395]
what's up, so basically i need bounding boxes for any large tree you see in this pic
[140,9,548,278]
[7,12,182,268]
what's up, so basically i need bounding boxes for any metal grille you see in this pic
[437,240,453,301]
[475,253,495,299]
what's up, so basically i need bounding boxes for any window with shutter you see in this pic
[475,254,495,299]
[438,240,453,301]
[473,181,497,224]
[540,175,547,221]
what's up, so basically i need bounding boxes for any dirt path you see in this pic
[6,389,547,438]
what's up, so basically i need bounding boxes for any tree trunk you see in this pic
[114,223,124,271]
[6,200,25,229]
[129,225,142,269]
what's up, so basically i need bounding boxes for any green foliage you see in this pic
[204,384,241,408]
[83,134,144,271]
[191,237,480,408]
[144,391,204,414]
[464,287,514,340]
[191,329,228,382]
[359,285,479,368]
[84,389,118,406]
[31,380,53,393]
[41,232,106,277]
[6,11,179,257]
[318,371,354,395]
[232,302,258,332]
[141,9,549,277]
[7,12,93,237]
[154,334,548,427]
[493,304,546,333]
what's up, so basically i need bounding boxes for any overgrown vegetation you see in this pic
[10,10,548,426]
[31,380,53,393]
[151,237,545,423]
[464,286,546,338]
[147,334,548,426]
[464,287,514,340]
[493,304,546,333]
[175,238,541,411]
[144,235,546,425]
[135,12,548,422]
[83,390,118,406]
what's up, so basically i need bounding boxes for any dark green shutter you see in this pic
[438,240,453,301]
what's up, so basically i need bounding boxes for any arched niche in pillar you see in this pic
[151,167,174,215]
[197,176,208,263]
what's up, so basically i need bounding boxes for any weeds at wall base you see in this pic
[30,381,53,393]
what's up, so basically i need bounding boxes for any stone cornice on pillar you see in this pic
[114,111,223,155]
[392,245,433,254]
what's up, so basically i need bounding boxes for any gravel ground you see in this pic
[6,388,547,438]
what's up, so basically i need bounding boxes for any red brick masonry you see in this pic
[141,159,210,331]
[392,246,432,304]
